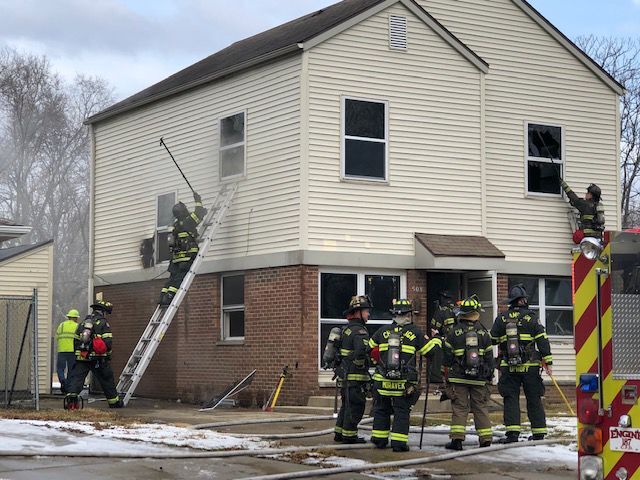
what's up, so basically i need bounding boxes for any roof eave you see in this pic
[512,0,625,96]
[85,43,304,125]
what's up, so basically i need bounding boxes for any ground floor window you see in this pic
[319,270,405,366]
[221,274,245,340]
[508,276,572,337]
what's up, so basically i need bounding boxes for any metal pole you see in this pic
[159,138,196,194]
[33,289,39,411]
[4,302,8,407]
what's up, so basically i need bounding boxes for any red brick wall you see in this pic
[407,270,428,333]
[101,265,320,406]
[497,273,509,313]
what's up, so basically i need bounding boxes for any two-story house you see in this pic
[86,0,622,405]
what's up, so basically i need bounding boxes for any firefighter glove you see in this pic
[370,346,381,364]
[193,191,202,203]
[92,337,108,355]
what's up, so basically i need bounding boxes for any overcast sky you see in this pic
[1,0,639,102]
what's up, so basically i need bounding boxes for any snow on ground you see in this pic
[0,419,265,454]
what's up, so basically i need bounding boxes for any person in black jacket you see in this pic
[333,295,372,444]
[560,179,605,243]
[429,290,456,383]
[491,284,553,443]
[64,300,123,410]
[443,296,494,451]
[369,299,442,452]
[159,192,207,306]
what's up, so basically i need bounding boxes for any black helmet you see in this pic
[438,290,453,300]
[587,184,601,201]
[90,299,113,314]
[343,295,373,315]
[172,202,189,219]
[390,299,413,315]
[508,284,528,305]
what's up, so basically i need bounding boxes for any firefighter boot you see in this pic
[342,436,367,444]
[392,444,410,452]
[371,437,388,449]
[498,432,520,444]
[63,395,80,411]
[528,434,545,441]
[333,433,343,442]
[109,399,124,409]
[445,439,463,451]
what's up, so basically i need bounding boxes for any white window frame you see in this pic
[155,191,177,265]
[524,121,565,198]
[221,273,245,341]
[341,96,389,183]
[219,109,247,181]
[511,276,573,339]
[317,268,406,369]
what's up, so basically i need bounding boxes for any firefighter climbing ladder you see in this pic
[117,183,238,406]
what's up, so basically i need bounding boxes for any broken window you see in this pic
[343,98,387,181]
[365,275,400,320]
[526,123,563,195]
[321,273,357,319]
[222,274,245,340]
[220,111,246,179]
[156,192,176,263]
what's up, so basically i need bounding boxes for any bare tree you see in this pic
[576,36,640,228]
[0,47,113,319]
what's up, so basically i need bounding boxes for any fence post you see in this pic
[32,289,39,411]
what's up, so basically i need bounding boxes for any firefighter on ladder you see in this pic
[491,284,553,443]
[560,178,605,244]
[443,295,494,450]
[429,290,456,383]
[159,192,207,306]
[369,299,442,452]
[333,295,372,444]
[64,300,123,409]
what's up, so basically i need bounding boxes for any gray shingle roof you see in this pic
[0,240,53,263]
[415,233,504,258]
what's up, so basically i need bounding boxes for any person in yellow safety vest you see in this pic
[443,296,495,451]
[55,309,80,394]
[369,299,442,452]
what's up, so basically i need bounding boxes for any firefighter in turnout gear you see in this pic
[443,296,494,451]
[64,300,123,410]
[429,290,456,383]
[333,295,372,444]
[560,179,605,243]
[159,191,207,306]
[369,299,442,452]
[491,284,553,443]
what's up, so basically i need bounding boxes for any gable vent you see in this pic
[389,15,407,50]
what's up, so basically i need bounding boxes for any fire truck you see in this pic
[575,231,640,480]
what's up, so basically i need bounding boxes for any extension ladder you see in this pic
[117,183,237,406]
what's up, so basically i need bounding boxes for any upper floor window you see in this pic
[525,123,563,196]
[156,192,175,263]
[342,97,388,182]
[220,111,246,179]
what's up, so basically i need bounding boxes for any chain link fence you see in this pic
[0,293,38,409]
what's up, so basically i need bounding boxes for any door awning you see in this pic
[415,233,505,270]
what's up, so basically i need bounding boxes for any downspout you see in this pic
[88,124,96,309]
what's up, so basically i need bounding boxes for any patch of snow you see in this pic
[303,455,369,468]
[0,419,264,454]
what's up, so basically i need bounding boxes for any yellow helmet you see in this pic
[66,309,80,318]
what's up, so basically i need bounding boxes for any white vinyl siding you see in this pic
[93,55,302,276]
[0,243,53,393]
[306,3,483,255]
[418,0,619,265]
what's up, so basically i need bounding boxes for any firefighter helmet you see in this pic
[587,184,601,201]
[344,295,373,315]
[90,299,113,314]
[390,299,413,315]
[66,309,80,318]
[508,284,528,305]
[438,290,453,300]
[172,202,189,220]
[457,295,484,319]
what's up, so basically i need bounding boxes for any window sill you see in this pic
[524,192,563,200]
[340,176,389,187]
[220,174,246,184]
[216,339,245,346]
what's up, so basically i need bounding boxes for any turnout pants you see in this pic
[447,383,492,444]
[498,367,547,437]
[371,388,419,448]
[161,258,195,298]
[65,359,121,405]
[335,381,367,439]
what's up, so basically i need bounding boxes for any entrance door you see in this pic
[464,271,497,330]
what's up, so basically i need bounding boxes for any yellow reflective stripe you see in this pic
[443,318,455,325]
[372,430,389,438]
[401,345,415,354]
[506,425,521,432]
[419,337,441,355]
[346,374,370,381]
[373,373,387,382]
[377,390,405,396]
[531,428,547,434]
[448,377,487,386]
[341,429,358,436]
[444,341,453,349]
[450,425,466,433]
[378,344,389,352]
[453,349,465,356]
[334,426,343,434]
[177,232,190,238]
[369,339,378,348]
[191,212,201,223]
[390,432,408,442]
[534,332,548,339]
[519,334,533,341]
[340,349,353,356]
[543,355,553,363]
[101,333,113,338]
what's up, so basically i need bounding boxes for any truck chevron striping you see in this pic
[574,231,640,479]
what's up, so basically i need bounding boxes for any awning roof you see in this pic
[415,233,505,270]
[0,219,31,243]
